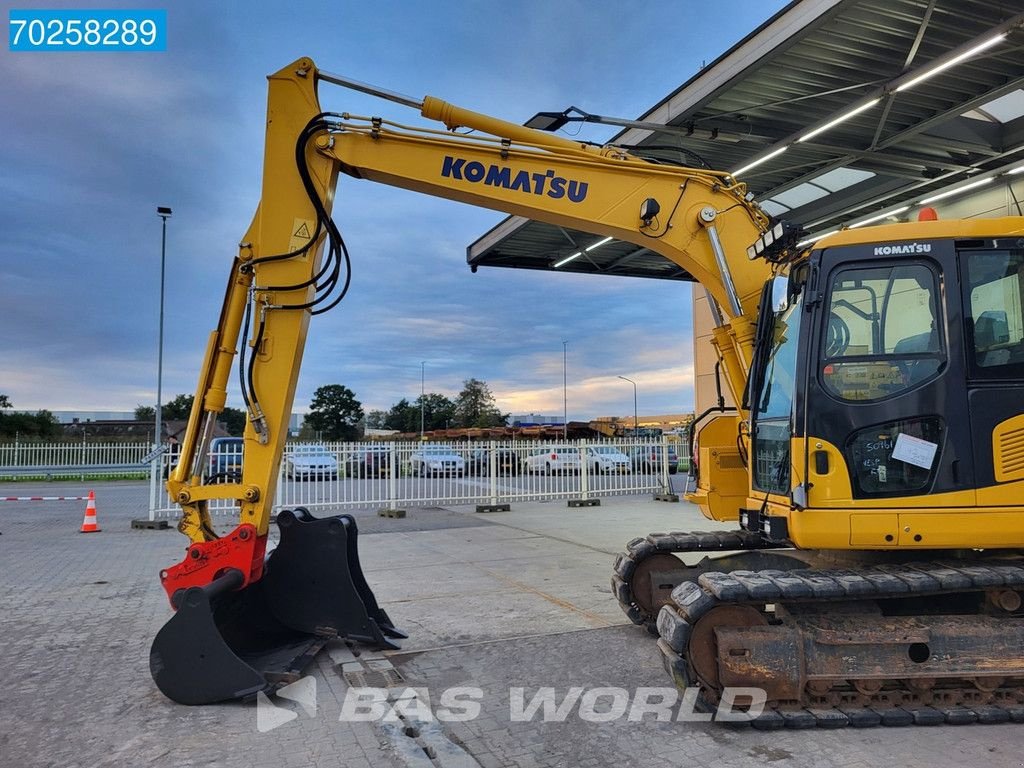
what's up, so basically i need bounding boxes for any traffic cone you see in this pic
[80,490,101,533]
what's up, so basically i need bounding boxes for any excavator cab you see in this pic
[151,508,405,705]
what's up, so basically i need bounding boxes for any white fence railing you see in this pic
[0,438,691,515]
[148,438,690,518]
[0,441,153,478]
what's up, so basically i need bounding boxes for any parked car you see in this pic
[629,443,679,474]
[284,444,338,480]
[465,447,520,476]
[410,445,466,477]
[585,446,632,474]
[523,446,581,475]
[345,446,391,478]
[208,436,244,482]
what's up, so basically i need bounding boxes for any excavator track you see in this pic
[611,530,795,632]
[656,558,1024,728]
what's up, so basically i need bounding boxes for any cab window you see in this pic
[821,263,944,401]
[962,248,1024,374]
[751,292,802,495]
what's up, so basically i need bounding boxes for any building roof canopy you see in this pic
[468,0,1024,281]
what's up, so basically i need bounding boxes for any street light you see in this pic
[562,340,568,440]
[420,361,426,440]
[155,206,172,451]
[617,375,638,438]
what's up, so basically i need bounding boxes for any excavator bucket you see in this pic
[150,508,406,705]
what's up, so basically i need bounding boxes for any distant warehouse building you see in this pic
[511,413,565,427]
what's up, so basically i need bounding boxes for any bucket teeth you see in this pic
[151,508,404,704]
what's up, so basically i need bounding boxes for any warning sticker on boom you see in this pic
[288,218,316,257]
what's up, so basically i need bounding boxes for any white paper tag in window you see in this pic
[891,433,938,470]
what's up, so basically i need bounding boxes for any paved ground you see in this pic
[1,483,1022,767]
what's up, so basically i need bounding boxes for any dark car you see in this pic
[345,446,391,478]
[629,444,679,474]
[465,447,520,476]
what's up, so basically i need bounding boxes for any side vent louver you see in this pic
[994,419,1024,483]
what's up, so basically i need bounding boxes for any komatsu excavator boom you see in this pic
[152,58,1024,726]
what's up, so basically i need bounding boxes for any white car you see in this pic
[410,445,466,477]
[523,446,581,475]
[284,444,339,480]
[586,446,632,474]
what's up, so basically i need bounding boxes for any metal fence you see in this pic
[0,441,153,479]
[0,438,690,516]
[148,438,689,518]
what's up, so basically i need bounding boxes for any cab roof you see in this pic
[815,217,1024,249]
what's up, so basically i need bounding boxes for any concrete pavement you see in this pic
[1,484,1021,767]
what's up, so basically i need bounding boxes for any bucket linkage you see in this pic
[150,508,405,705]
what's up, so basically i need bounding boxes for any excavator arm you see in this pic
[166,57,775,556]
[151,57,786,705]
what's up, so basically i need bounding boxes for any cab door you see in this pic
[802,240,975,507]
[958,243,1024,504]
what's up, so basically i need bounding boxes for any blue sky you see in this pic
[0,0,787,420]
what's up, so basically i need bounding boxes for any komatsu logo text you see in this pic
[441,156,589,202]
[873,242,932,256]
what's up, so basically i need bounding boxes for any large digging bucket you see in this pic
[150,508,406,704]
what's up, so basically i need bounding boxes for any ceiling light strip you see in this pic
[554,236,612,268]
[849,206,910,229]
[919,177,994,205]
[895,34,1007,93]
[730,145,788,178]
[553,252,582,268]
[798,98,881,143]
[796,230,839,249]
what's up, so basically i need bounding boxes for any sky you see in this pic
[0,0,789,421]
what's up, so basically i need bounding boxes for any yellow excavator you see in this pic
[151,58,1024,726]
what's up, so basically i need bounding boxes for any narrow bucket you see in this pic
[150,508,405,705]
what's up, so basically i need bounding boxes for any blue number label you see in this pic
[9,9,167,51]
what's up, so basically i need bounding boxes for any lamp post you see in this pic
[617,375,637,438]
[155,206,172,452]
[420,361,426,440]
[562,340,568,440]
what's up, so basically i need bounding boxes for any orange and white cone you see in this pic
[80,490,101,533]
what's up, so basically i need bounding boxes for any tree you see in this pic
[383,398,418,433]
[155,393,246,436]
[365,410,388,430]
[379,393,455,433]
[219,407,247,436]
[453,378,508,428]
[135,404,155,420]
[0,399,60,439]
[162,394,195,420]
[33,410,60,438]
[304,384,364,441]
[417,393,456,431]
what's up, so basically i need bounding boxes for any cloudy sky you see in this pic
[1,0,787,421]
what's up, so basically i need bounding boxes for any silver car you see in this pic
[523,446,582,475]
[585,446,632,474]
[284,444,339,480]
[410,445,466,477]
